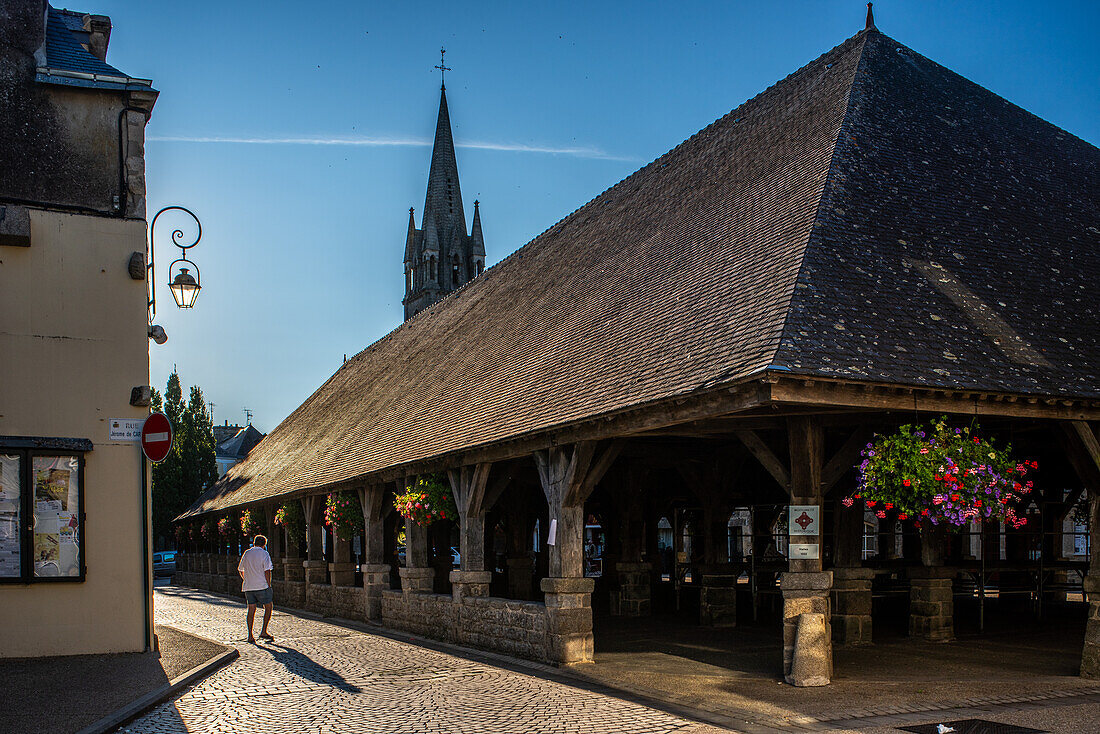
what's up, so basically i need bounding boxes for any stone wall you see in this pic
[305,583,364,620]
[381,590,550,662]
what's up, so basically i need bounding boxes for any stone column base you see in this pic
[362,564,391,622]
[542,577,595,664]
[329,562,357,587]
[699,571,738,627]
[450,570,493,602]
[1081,576,1100,678]
[303,559,328,585]
[399,567,435,594]
[615,562,652,617]
[909,567,955,642]
[832,567,873,645]
[283,558,305,582]
[781,571,833,686]
[506,557,534,599]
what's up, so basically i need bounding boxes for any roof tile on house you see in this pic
[179,27,1100,518]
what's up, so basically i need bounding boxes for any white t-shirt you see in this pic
[238,546,273,592]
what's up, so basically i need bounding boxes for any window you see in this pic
[476,259,484,276]
[452,254,460,286]
[430,256,437,281]
[0,446,85,583]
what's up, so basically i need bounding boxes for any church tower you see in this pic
[403,77,486,320]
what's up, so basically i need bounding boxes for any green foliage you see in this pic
[852,417,1036,529]
[240,508,265,538]
[394,474,456,527]
[153,370,219,550]
[274,501,306,545]
[324,492,364,541]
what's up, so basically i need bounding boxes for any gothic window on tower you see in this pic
[476,259,484,276]
[430,256,437,281]
[407,266,414,291]
[452,254,460,286]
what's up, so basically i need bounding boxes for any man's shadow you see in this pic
[260,641,361,693]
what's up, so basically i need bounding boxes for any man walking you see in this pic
[238,534,274,643]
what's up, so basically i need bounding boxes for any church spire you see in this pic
[422,86,466,245]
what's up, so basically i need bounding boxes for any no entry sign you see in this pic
[141,412,173,463]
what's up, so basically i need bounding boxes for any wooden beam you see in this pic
[566,439,624,506]
[822,426,873,495]
[447,462,493,516]
[735,430,790,492]
[481,463,517,514]
[770,378,1100,421]
[1070,421,1100,473]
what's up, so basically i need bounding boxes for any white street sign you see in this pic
[109,418,145,442]
[790,543,820,559]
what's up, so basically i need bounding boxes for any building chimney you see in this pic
[82,14,111,61]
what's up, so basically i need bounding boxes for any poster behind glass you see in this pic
[33,455,80,577]
[0,455,20,578]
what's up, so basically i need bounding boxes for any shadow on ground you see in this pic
[579,599,1093,727]
[0,625,226,734]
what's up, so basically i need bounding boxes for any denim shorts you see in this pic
[244,587,273,605]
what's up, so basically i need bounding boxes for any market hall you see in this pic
[175,14,1100,687]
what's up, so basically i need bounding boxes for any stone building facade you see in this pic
[0,0,158,657]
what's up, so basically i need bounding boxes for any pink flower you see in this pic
[842,497,854,507]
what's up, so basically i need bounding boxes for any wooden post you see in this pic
[533,440,622,664]
[356,484,391,622]
[301,495,327,586]
[1064,421,1100,678]
[447,463,495,602]
[781,416,832,686]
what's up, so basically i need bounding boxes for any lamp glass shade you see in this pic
[169,267,201,308]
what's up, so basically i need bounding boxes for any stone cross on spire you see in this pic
[434,46,451,90]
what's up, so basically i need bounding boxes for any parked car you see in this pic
[451,547,460,567]
[152,551,176,577]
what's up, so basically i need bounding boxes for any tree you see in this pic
[151,371,218,549]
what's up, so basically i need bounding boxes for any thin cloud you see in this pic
[147,134,637,161]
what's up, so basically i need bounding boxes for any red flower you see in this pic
[920,509,929,516]
[974,500,982,508]
[883,502,894,510]
[973,437,981,444]
[951,494,960,502]
[898,513,908,520]
[902,479,911,487]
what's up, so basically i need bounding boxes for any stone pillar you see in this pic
[330,536,356,586]
[909,524,954,641]
[534,443,621,664]
[781,571,833,686]
[1081,479,1100,677]
[282,526,304,582]
[909,567,955,641]
[542,577,595,664]
[782,417,832,686]
[1083,575,1100,678]
[302,496,327,586]
[400,517,434,593]
[832,567,873,645]
[616,562,652,617]
[227,554,242,594]
[700,568,738,627]
[358,484,391,622]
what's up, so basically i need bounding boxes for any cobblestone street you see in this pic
[123,586,724,733]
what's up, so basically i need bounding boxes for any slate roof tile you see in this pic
[180,26,1099,518]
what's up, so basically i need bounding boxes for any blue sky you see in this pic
[95,1,1100,432]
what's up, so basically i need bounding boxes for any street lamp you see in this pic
[149,206,203,319]
[169,267,200,309]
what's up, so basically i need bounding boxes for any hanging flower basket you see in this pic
[324,491,364,541]
[848,417,1036,529]
[201,517,218,541]
[240,508,265,538]
[394,475,456,527]
[216,516,233,539]
[274,501,306,545]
